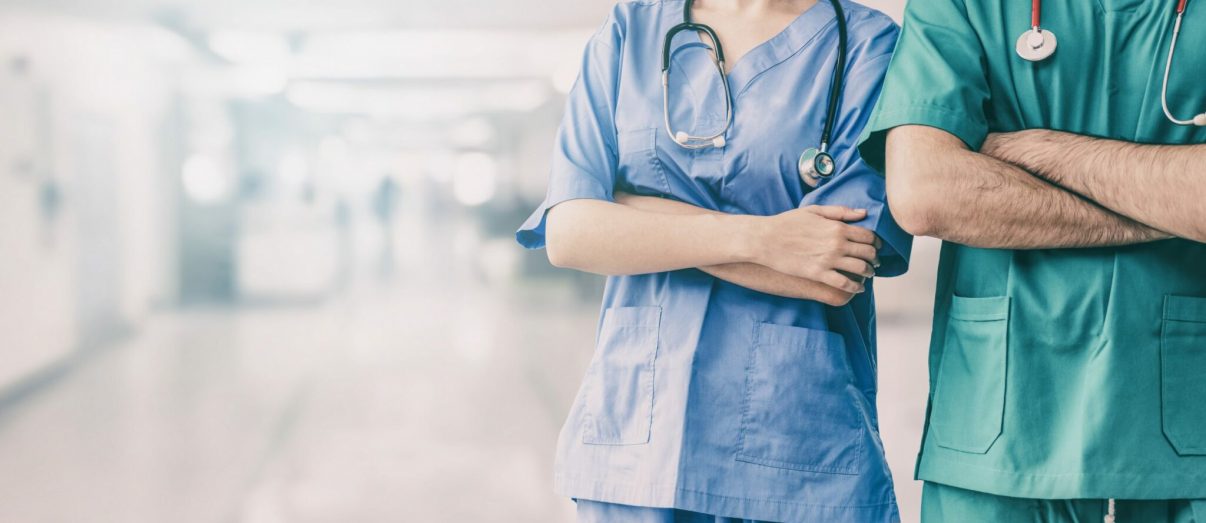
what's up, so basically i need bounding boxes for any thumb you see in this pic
[806,205,867,222]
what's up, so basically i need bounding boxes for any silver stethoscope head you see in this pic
[798,144,836,188]
[1162,3,1206,126]
[662,0,850,190]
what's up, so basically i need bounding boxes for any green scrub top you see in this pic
[858,0,1206,500]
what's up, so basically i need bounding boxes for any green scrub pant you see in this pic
[922,482,1206,523]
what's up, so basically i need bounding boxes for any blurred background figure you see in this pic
[371,175,399,278]
[0,0,936,521]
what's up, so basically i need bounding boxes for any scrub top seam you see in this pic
[556,474,899,509]
[920,453,1206,479]
[677,486,898,510]
[733,18,838,99]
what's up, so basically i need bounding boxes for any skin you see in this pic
[981,129,1206,243]
[614,193,881,305]
[885,125,1170,249]
[546,199,879,302]
[545,0,881,307]
[690,0,821,73]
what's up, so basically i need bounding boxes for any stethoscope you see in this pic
[1018,0,1205,126]
[661,0,849,187]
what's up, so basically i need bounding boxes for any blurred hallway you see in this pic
[0,0,933,521]
[0,266,934,522]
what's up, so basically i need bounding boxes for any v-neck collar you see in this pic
[671,0,841,97]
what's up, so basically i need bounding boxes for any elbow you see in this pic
[543,204,582,269]
[885,165,942,238]
[544,227,576,269]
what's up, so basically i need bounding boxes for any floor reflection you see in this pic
[0,271,930,522]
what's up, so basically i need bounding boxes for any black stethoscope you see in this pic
[661,0,850,187]
[1019,0,1204,126]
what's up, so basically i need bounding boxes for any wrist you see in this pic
[719,214,767,264]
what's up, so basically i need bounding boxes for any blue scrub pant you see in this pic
[576,500,775,523]
[922,482,1206,523]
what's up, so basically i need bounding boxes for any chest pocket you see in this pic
[616,128,671,195]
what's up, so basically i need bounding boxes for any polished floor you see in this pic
[0,272,932,522]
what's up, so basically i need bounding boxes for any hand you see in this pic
[750,205,881,293]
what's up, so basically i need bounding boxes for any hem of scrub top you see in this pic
[868,206,911,278]
[916,453,1206,500]
[554,474,900,523]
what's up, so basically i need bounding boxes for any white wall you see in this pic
[0,9,182,390]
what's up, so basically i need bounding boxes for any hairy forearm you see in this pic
[615,193,857,304]
[886,126,1166,249]
[545,199,758,276]
[984,129,1205,242]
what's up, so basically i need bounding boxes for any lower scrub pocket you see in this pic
[930,295,1010,454]
[1161,295,1206,455]
[581,306,661,445]
[735,322,863,475]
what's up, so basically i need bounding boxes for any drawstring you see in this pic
[1104,498,1116,523]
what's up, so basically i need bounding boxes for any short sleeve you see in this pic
[802,19,912,277]
[856,0,991,174]
[515,23,622,249]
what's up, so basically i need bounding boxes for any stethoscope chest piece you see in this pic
[798,147,835,188]
[1016,27,1057,62]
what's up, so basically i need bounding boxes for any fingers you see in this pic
[843,241,879,264]
[820,270,865,294]
[807,205,867,222]
[835,257,875,279]
[841,224,878,245]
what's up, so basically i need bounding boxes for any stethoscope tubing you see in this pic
[661,0,847,151]
[1162,1,1196,125]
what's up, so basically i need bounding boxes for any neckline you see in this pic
[672,0,840,97]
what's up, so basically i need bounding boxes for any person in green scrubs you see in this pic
[856,0,1206,521]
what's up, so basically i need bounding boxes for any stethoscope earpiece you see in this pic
[662,0,848,168]
[1194,113,1206,127]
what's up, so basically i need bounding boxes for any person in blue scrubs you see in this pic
[516,1,911,521]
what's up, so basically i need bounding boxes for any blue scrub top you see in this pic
[517,1,910,522]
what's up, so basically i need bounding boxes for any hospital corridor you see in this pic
[0,0,941,521]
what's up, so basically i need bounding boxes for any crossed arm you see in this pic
[980,129,1206,243]
[885,125,1180,248]
[545,198,881,306]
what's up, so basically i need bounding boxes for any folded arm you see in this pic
[544,197,879,304]
[885,125,1168,249]
[982,129,1206,243]
[613,193,875,305]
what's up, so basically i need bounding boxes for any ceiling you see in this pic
[1,0,902,33]
[0,0,621,32]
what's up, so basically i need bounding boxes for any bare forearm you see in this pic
[984,130,1206,242]
[886,126,1166,249]
[615,193,858,304]
[699,263,856,304]
[545,199,757,276]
